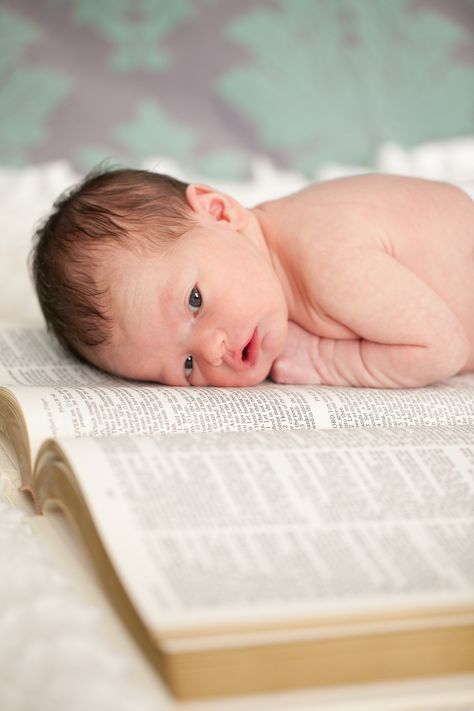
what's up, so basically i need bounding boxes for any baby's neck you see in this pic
[249,206,296,316]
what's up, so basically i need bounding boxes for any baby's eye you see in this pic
[188,286,202,313]
[184,355,193,379]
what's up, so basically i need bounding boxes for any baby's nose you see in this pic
[200,327,226,366]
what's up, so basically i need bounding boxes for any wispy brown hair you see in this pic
[30,167,192,359]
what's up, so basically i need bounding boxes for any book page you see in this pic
[3,325,474,462]
[5,383,333,461]
[7,373,474,465]
[52,425,474,634]
[0,324,118,386]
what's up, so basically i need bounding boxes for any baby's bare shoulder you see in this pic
[293,173,466,200]
[262,173,470,214]
[261,174,473,259]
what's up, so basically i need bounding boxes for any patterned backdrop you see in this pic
[1,0,473,179]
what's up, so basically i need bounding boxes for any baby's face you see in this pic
[96,222,288,386]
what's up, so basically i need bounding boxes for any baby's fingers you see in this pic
[270,355,321,385]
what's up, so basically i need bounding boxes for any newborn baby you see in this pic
[31,168,474,388]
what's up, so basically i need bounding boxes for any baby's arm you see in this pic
[271,249,469,388]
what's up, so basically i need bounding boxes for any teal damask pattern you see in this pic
[75,98,251,178]
[75,99,197,168]
[1,0,473,175]
[48,0,195,72]
[218,0,474,172]
[115,99,197,160]
[111,99,250,178]
[0,7,70,165]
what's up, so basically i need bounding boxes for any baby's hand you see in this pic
[270,321,321,384]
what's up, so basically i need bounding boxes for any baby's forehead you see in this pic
[98,229,199,320]
[98,239,170,311]
[100,237,165,277]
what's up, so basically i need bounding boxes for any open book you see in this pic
[1,324,473,699]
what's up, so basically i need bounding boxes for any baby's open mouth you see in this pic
[240,328,259,367]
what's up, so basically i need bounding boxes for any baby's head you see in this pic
[31,167,288,386]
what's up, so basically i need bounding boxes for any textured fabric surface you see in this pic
[1,0,473,178]
[0,492,159,711]
[0,445,166,711]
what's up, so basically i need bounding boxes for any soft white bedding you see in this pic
[1,140,474,711]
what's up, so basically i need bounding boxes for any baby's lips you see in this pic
[241,328,259,368]
[224,329,259,371]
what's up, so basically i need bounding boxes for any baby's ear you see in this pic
[185,184,247,230]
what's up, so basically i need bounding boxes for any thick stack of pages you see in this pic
[1,325,473,699]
